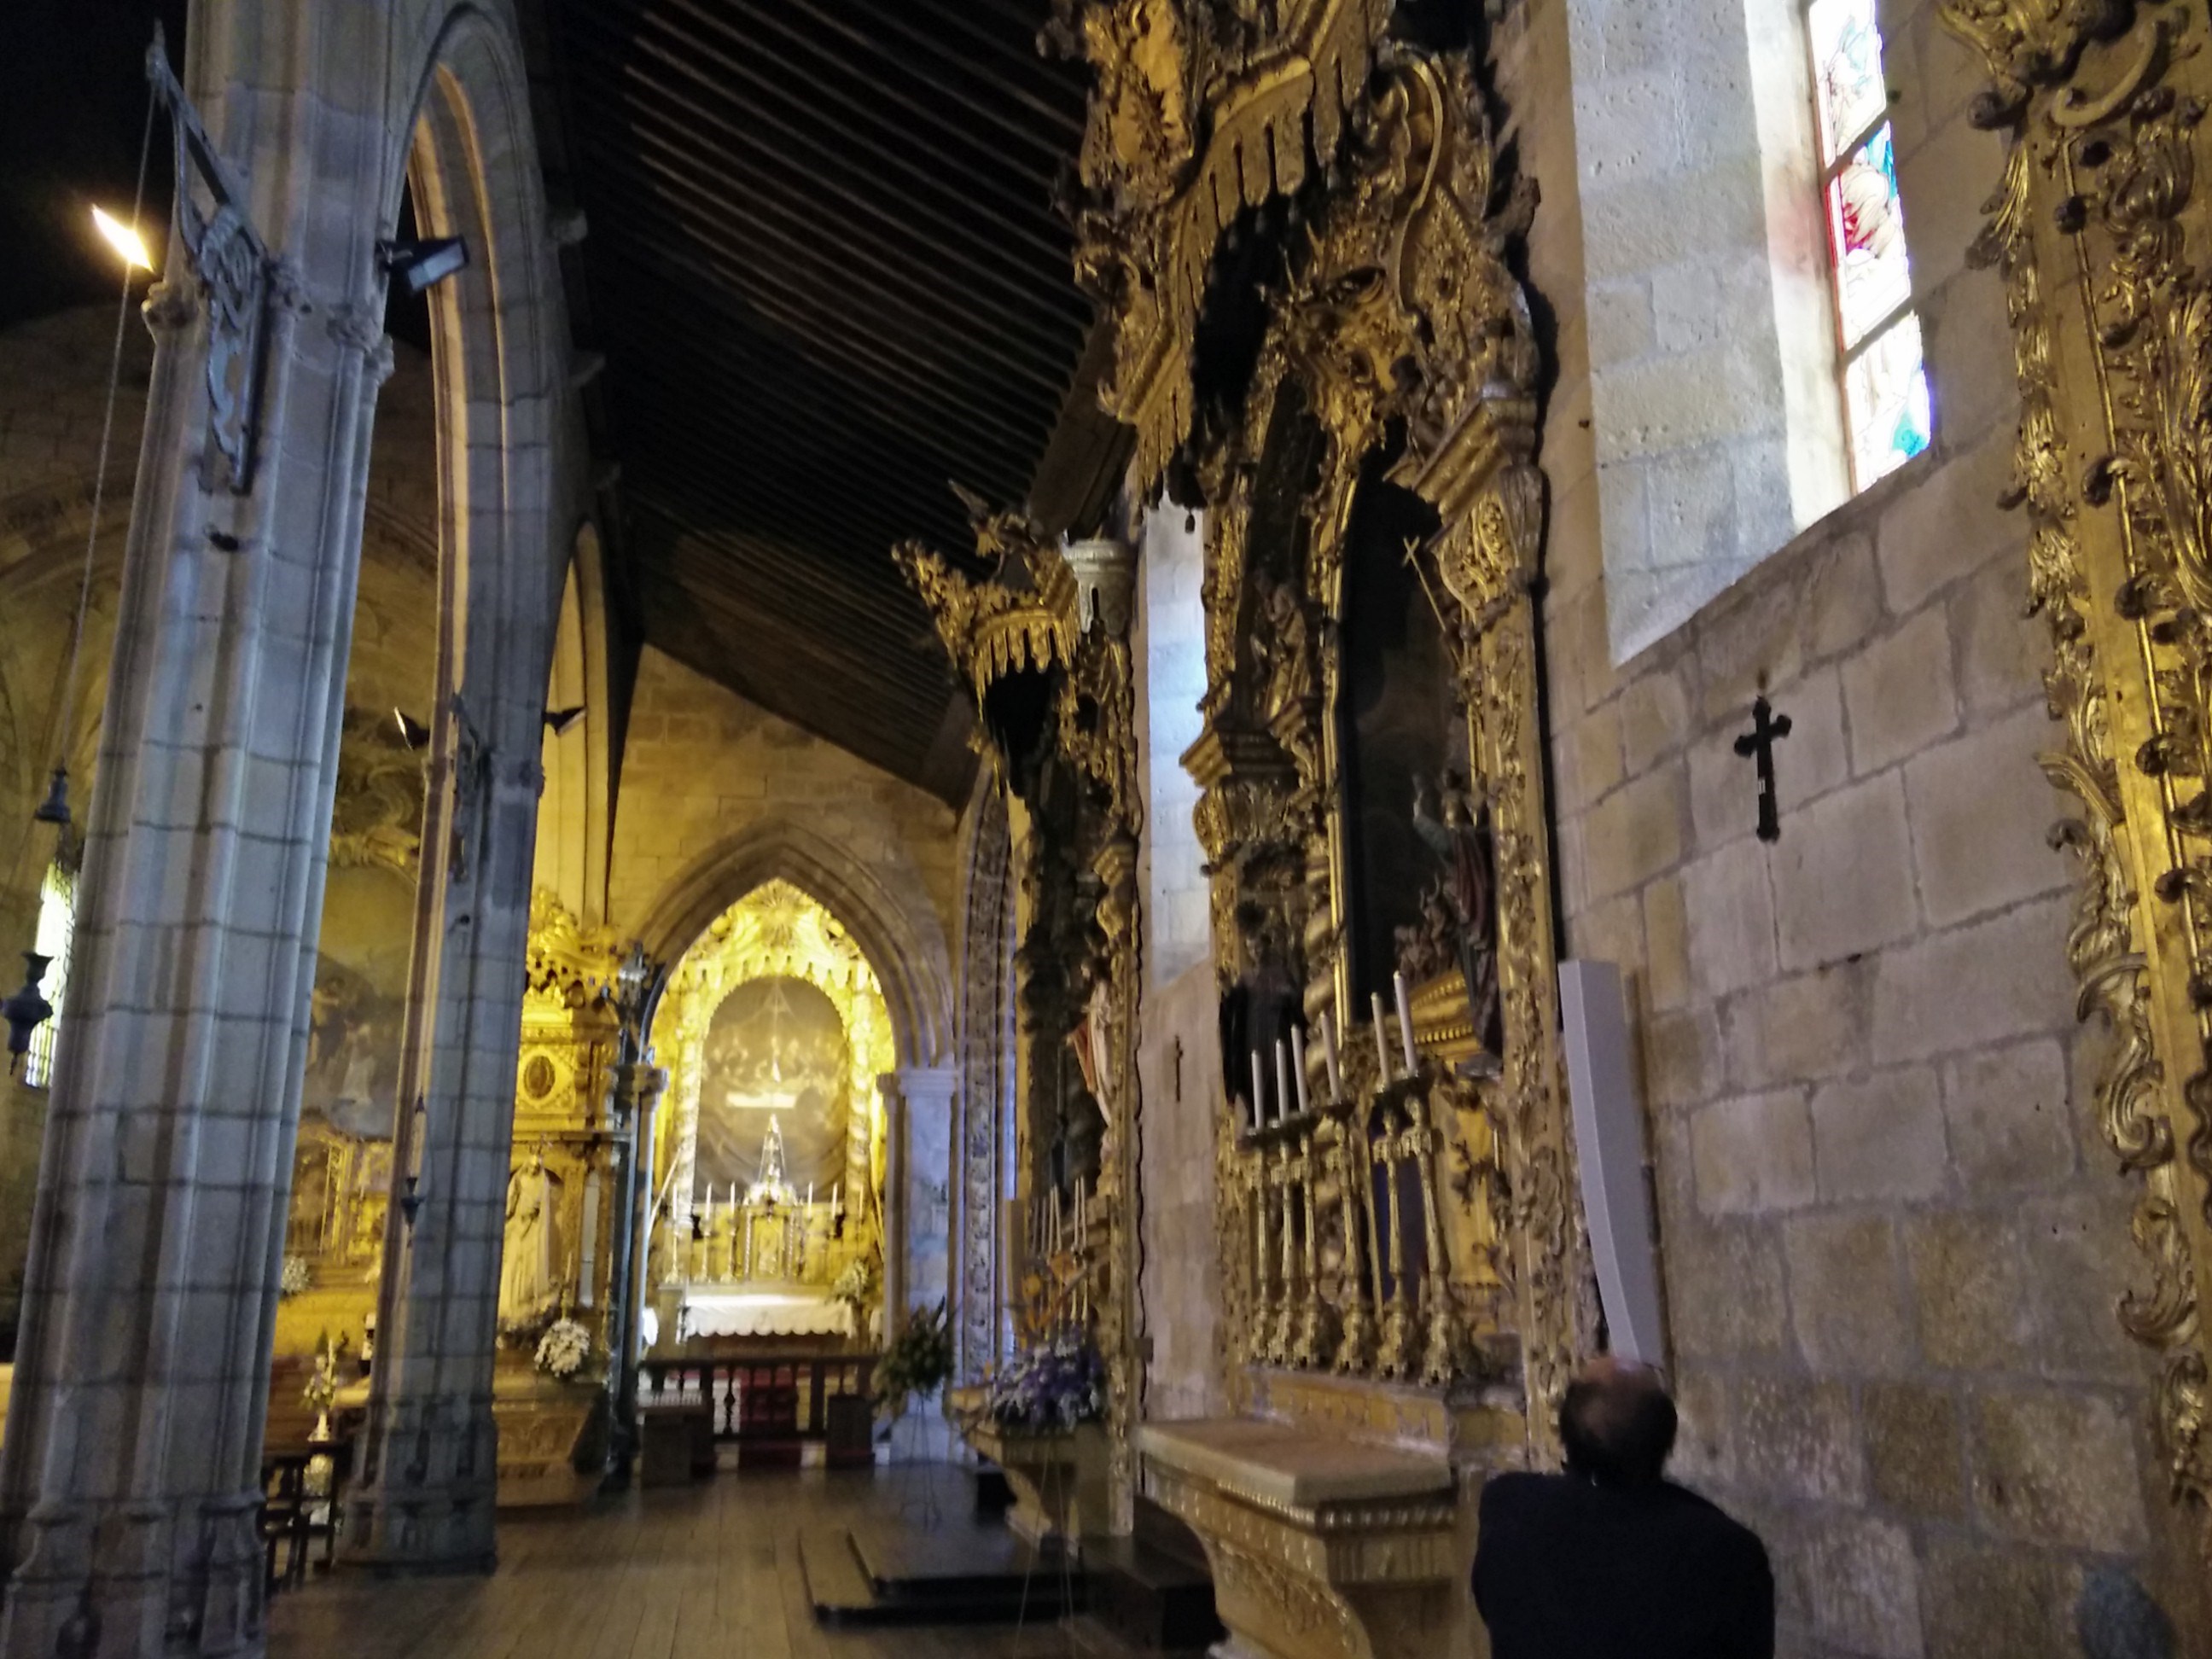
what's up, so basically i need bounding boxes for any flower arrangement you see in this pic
[831,1255,879,1315]
[534,1316,592,1382]
[984,1330,1106,1431]
[874,1298,952,1415]
[280,1254,312,1299]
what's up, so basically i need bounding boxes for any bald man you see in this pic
[1472,1358,1773,1659]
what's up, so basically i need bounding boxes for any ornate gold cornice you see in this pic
[1052,0,1396,489]
[1941,0,2212,1533]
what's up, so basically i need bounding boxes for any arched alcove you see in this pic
[643,881,894,1342]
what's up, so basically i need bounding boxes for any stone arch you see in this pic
[343,0,584,1575]
[636,817,953,1074]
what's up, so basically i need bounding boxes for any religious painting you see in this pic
[691,975,850,1200]
[302,863,415,1144]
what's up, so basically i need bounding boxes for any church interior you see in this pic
[2,0,2210,1653]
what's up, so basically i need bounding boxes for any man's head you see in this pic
[1558,1356,1678,1487]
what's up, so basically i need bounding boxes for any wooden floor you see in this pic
[269,1464,1102,1659]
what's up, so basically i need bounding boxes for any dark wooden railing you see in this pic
[637,1353,875,1441]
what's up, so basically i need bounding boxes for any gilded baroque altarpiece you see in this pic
[898,516,1145,1519]
[1052,0,1590,1464]
[1941,0,2212,1550]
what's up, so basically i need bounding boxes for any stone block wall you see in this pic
[603,644,961,958]
[1503,0,2211,1641]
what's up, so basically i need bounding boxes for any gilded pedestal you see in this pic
[1136,1419,1461,1659]
[963,1422,1111,1554]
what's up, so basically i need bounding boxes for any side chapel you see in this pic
[0,0,2210,1652]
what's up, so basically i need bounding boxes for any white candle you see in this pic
[1394,971,1418,1074]
[1291,1026,1312,1115]
[1322,1011,1342,1102]
[1250,1050,1267,1130]
[1371,992,1391,1083]
[807,1182,814,1208]
[1275,1039,1293,1125]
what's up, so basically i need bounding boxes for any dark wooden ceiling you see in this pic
[544,0,1096,800]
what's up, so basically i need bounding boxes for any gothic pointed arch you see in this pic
[633,816,953,1072]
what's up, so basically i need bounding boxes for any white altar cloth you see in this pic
[678,1284,855,1342]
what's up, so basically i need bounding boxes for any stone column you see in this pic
[340,734,544,1571]
[0,255,393,1659]
[879,1076,906,1338]
[879,1068,957,1331]
[607,1058,667,1479]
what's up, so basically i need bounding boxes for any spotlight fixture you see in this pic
[393,707,431,751]
[376,235,469,297]
[91,206,154,271]
[2,953,54,1075]
[32,767,70,827]
[543,706,585,737]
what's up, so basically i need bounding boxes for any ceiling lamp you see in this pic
[91,205,154,271]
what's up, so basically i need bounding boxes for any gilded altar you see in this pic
[1037,0,1593,1653]
[897,509,1144,1520]
[646,879,890,1343]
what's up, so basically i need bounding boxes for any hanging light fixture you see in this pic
[2,953,54,1074]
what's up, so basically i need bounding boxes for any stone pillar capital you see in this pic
[882,1064,958,1109]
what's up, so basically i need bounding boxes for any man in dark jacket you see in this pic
[1472,1357,1773,1658]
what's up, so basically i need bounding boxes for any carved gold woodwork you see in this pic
[643,879,892,1292]
[896,520,1145,1522]
[1069,24,1583,1450]
[1940,0,2212,1542]
[510,888,631,1347]
[1136,1418,1460,1659]
[1045,0,1398,489]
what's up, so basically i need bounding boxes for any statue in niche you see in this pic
[1220,899,1302,1118]
[1408,770,1501,1057]
[499,1140,564,1334]
[1253,578,1318,787]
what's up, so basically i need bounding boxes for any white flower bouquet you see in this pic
[534,1316,592,1381]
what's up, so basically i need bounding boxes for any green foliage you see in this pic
[874,1298,952,1413]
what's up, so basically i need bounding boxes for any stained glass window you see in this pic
[1844,313,1932,484]
[1808,0,1887,162]
[1806,0,1929,490]
[24,861,74,1089]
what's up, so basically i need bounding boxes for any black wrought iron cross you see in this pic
[1733,696,1792,842]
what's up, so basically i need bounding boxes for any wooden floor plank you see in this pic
[271,1461,1127,1659]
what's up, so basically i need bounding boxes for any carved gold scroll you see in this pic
[1941,0,2212,1542]
[895,521,1146,1522]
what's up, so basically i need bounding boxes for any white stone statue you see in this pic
[499,1143,562,1331]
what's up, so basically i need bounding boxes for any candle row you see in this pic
[1243,971,1422,1132]
[1025,1180,1088,1258]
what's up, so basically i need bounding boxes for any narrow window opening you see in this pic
[1807,0,1931,488]
[25,859,76,1090]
